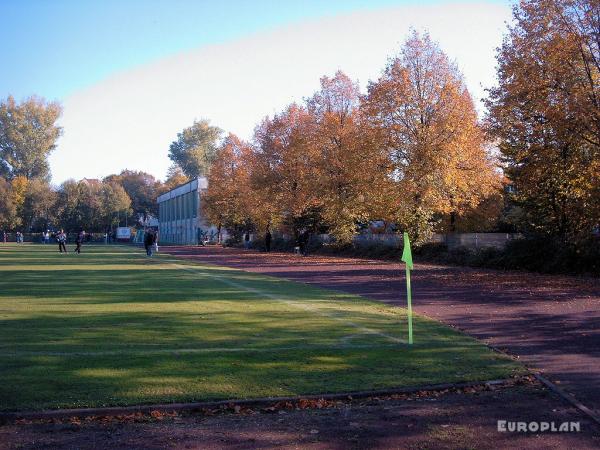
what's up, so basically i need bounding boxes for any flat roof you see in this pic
[157,177,208,203]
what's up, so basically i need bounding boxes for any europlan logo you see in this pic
[497,420,581,433]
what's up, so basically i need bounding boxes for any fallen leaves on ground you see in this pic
[9,375,539,426]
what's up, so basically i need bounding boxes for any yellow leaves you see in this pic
[11,175,28,208]
[205,36,501,241]
[203,134,255,230]
[486,0,600,239]
[363,31,500,238]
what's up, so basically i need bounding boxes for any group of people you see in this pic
[55,230,86,254]
[1,231,24,243]
[240,228,310,255]
[1,229,157,257]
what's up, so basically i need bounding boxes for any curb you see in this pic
[533,373,600,427]
[484,342,600,427]
[1,378,512,422]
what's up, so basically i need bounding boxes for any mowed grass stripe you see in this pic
[0,244,523,411]
[166,260,406,344]
[0,342,399,357]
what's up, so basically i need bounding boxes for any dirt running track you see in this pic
[2,386,599,449]
[164,246,600,420]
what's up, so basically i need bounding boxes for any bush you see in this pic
[317,235,600,276]
[415,236,600,276]
[317,240,403,260]
[224,237,242,247]
[241,230,599,276]
[412,242,447,259]
[248,236,297,252]
[470,246,505,268]
[500,236,600,275]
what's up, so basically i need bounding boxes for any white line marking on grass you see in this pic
[0,342,399,358]
[166,261,406,345]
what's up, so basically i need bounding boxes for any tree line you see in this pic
[1,0,598,250]
[173,32,500,245]
[0,102,189,235]
[171,1,599,249]
[0,167,188,234]
[0,91,189,233]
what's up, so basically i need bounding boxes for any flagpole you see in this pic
[406,266,413,345]
[401,232,414,345]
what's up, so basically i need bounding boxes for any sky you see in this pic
[1,0,514,184]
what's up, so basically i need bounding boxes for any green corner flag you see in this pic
[401,232,414,344]
[401,232,413,270]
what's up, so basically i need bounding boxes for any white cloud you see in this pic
[50,1,511,184]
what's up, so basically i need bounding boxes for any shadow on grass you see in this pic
[0,314,520,411]
[0,245,521,412]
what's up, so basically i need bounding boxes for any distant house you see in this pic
[156,178,222,245]
[81,178,101,186]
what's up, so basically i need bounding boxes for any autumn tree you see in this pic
[56,179,131,232]
[363,31,500,242]
[203,134,253,241]
[0,177,18,230]
[56,180,94,231]
[20,178,57,231]
[10,176,29,225]
[306,71,377,243]
[98,182,133,231]
[104,170,161,223]
[160,166,189,194]
[486,0,600,242]
[0,96,62,180]
[168,119,223,179]
[251,104,322,238]
[1,175,56,231]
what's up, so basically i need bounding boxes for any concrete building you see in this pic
[157,178,221,245]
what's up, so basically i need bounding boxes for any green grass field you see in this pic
[0,244,522,411]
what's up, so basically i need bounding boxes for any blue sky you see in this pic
[1,0,467,101]
[1,0,513,183]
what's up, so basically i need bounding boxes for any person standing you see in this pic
[144,230,154,256]
[244,231,250,249]
[265,229,272,252]
[45,231,50,244]
[57,230,67,253]
[152,230,159,254]
[298,229,310,256]
[74,230,85,254]
[302,230,311,256]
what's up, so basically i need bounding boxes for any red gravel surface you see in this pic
[163,245,600,420]
[2,385,599,449]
